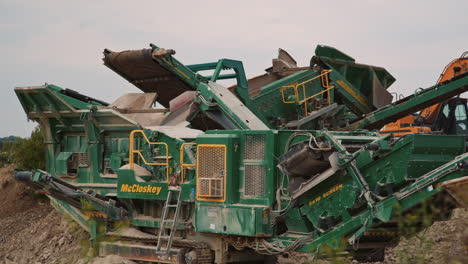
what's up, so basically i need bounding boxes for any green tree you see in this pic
[9,127,45,170]
[0,138,14,167]
[0,152,11,167]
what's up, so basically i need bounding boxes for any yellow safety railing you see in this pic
[179,142,196,183]
[129,130,170,182]
[280,70,335,116]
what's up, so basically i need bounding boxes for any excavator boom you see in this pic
[381,52,468,136]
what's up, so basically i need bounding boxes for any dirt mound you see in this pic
[0,165,39,216]
[281,209,468,264]
[374,208,468,264]
[1,164,466,264]
[0,166,132,264]
[0,165,90,264]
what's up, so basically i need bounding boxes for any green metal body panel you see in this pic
[14,84,139,192]
[227,47,396,130]
[188,59,248,90]
[50,196,94,234]
[56,152,73,175]
[195,134,240,204]
[275,153,468,252]
[297,134,464,231]
[203,130,277,205]
[130,218,185,229]
[315,45,395,114]
[239,69,319,128]
[195,204,271,237]
[285,208,313,233]
[14,43,468,261]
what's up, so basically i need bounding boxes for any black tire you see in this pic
[352,248,385,262]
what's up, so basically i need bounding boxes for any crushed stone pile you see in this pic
[0,164,466,264]
[0,165,89,264]
[372,208,468,264]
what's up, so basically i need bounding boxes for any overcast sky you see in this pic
[1,0,467,137]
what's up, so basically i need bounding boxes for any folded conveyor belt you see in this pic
[103,48,193,107]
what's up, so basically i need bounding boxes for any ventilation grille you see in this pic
[76,153,89,167]
[244,165,266,196]
[243,134,266,197]
[244,135,266,160]
[197,145,226,200]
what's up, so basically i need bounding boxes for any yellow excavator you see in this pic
[381,52,468,137]
[381,53,468,252]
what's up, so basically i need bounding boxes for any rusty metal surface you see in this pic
[372,72,393,108]
[144,126,203,139]
[102,229,214,264]
[99,242,182,263]
[228,48,309,98]
[160,103,192,127]
[169,91,196,112]
[103,49,192,107]
[109,93,167,127]
[110,93,157,109]
[441,175,468,207]
[244,73,281,97]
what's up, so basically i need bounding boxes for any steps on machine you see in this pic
[156,186,183,253]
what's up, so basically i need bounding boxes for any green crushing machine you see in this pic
[14,44,468,263]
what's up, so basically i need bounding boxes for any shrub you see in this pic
[9,127,45,170]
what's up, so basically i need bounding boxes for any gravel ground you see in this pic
[1,165,466,264]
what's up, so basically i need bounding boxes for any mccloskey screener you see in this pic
[13,44,468,263]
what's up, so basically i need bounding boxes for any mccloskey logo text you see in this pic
[120,184,162,195]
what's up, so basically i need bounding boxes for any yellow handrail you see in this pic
[180,142,196,183]
[280,70,335,116]
[129,129,170,182]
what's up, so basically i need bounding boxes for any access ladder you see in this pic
[156,186,183,253]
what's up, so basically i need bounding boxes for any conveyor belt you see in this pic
[346,72,468,130]
[207,81,269,130]
[103,48,194,107]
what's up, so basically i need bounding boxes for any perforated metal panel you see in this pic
[197,145,226,201]
[77,153,89,167]
[244,135,266,160]
[243,134,267,197]
[244,165,266,196]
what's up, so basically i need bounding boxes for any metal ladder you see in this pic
[156,186,182,253]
